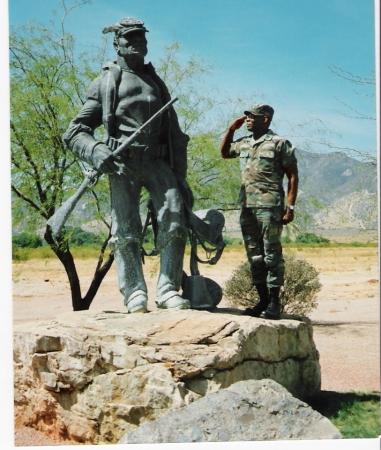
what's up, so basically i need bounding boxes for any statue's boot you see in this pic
[156,236,191,310]
[114,240,148,313]
[243,283,269,317]
[260,287,281,320]
[125,290,148,314]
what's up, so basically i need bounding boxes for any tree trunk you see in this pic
[44,225,114,311]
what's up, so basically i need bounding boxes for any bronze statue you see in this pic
[62,17,193,313]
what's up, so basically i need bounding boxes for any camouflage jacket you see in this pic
[228,129,297,208]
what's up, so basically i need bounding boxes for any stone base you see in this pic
[13,308,321,444]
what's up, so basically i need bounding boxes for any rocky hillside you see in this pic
[295,149,377,231]
[296,149,376,200]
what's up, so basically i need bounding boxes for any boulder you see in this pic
[14,309,320,444]
[119,379,341,443]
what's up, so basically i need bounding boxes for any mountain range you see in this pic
[294,149,377,232]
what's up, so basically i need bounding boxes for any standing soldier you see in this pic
[63,17,192,313]
[220,104,298,319]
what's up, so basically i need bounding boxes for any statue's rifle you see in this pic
[47,97,178,238]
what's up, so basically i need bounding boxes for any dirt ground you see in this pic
[12,246,380,445]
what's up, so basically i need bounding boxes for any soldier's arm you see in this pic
[63,78,120,174]
[283,163,299,224]
[220,116,246,158]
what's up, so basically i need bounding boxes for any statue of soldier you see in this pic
[63,17,192,313]
[220,104,298,320]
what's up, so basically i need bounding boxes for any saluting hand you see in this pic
[229,115,247,131]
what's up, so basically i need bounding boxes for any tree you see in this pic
[155,42,242,211]
[10,0,114,311]
[326,66,376,167]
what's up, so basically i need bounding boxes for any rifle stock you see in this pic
[47,97,178,238]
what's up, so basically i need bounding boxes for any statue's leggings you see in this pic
[240,206,285,288]
[108,157,187,304]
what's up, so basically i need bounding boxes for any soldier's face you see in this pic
[117,31,148,58]
[245,114,268,133]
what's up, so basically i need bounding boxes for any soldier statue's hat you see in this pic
[102,17,149,38]
[244,103,274,119]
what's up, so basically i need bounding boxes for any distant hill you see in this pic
[295,149,377,232]
[296,149,376,201]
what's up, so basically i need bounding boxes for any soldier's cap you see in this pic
[102,17,149,38]
[244,103,274,119]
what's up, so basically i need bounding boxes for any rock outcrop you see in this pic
[13,309,320,444]
[119,379,341,443]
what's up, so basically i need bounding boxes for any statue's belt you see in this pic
[108,136,168,159]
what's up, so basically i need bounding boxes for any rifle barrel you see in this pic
[113,97,178,157]
[47,97,178,238]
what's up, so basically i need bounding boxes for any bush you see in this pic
[64,226,104,246]
[224,236,243,246]
[12,232,43,248]
[12,244,30,261]
[295,233,329,244]
[224,253,322,316]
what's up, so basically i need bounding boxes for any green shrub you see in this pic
[295,233,329,244]
[12,244,31,261]
[224,236,243,246]
[224,253,322,316]
[12,232,43,248]
[64,226,104,246]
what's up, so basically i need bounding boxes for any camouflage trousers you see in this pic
[240,207,284,288]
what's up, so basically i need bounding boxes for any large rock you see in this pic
[13,309,320,444]
[119,379,341,443]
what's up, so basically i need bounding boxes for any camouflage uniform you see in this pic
[228,130,297,287]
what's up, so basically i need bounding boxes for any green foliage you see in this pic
[224,253,321,316]
[12,244,57,261]
[10,2,111,230]
[295,233,330,244]
[12,245,31,261]
[223,235,243,246]
[63,226,104,246]
[12,232,43,248]
[11,23,88,224]
[9,1,114,311]
[309,391,380,438]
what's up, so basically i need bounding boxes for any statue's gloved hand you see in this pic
[91,143,122,174]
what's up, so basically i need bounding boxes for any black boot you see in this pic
[260,287,281,320]
[243,284,269,317]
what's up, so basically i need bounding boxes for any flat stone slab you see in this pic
[14,308,321,444]
[119,379,341,443]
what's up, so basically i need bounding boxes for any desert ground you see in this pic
[12,245,380,445]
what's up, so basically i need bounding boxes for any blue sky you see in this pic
[7,0,378,158]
